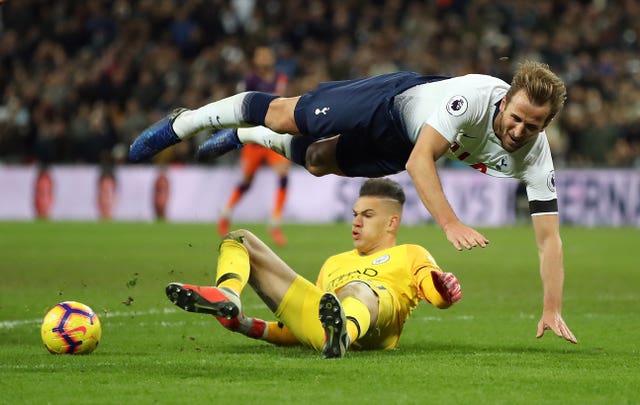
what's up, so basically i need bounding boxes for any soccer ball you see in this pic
[41,301,102,354]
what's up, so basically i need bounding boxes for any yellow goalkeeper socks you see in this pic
[263,321,300,345]
[341,296,371,342]
[215,239,250,296]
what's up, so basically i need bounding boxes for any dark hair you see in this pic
[359,178,406,205]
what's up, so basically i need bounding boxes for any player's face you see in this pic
[495,89,551,152]
[253,47,275,70]
[351,196,397,255]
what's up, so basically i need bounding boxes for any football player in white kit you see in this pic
[129,61,577,344]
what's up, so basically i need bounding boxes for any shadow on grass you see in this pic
[190,340,586,359]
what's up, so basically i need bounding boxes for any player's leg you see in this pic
[129,92,298,162]
[318,281,379,358]
[302,136,344,176]
[166,229,302,340]
[224,230,318,345]
[166,235,254,318]
[193,96,300,161]
[194,81,373,175]
[230,229,343,351]
[345,282,406,351]
[271,275,328,352]
[217,146,262,236]
[336,281,379,343]
[196,124,295,162]
[229,229,298,308]
[263,96,300,133]
[267,155,290,246]
[198,127,343,176]
[194,72,428,172]
[289,72,423,178]
[318,293,348,358]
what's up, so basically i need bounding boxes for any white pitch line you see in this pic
[0,307,181,330]
[0,304,267,330]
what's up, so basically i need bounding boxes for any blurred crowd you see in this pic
[1,0,639,167]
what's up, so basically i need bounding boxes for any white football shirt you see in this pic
[394,74,557,205]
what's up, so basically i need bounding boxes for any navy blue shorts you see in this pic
[293,72,448,177]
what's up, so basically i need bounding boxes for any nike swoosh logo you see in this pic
[194,302,215,311]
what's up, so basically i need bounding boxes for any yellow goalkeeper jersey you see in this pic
[315,244,443,319]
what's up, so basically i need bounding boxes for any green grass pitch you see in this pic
[0,221,638,404]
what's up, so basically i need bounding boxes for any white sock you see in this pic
[172,93,252,139]
[237,126,293,159]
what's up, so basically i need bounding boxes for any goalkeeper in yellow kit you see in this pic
[166,178,462,358]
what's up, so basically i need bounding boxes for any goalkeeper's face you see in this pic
[351,196,401,256]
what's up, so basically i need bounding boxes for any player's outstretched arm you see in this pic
[407,125,489,251]
[537,311,577,344]
[420,270,462,309]
[531,214,577,344]
[431,271,462,304]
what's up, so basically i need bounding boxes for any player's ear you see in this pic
[542,114,555,130]
[500,96,507,111]
[388,215,400,231]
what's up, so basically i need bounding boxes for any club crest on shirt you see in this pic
[372,254,390,265]
[446,95,468,116]
[495,155,509,171]
[547,170,556,193]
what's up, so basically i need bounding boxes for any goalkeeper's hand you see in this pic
[431,271,462,304]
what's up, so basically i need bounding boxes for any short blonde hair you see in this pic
[506,61,567,125]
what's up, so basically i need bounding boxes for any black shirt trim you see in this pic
[529,199,558,214]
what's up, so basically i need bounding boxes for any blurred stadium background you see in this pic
[0,0,638,225]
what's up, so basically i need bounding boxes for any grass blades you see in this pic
[0,222,638,404]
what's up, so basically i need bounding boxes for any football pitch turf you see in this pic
[0,221,638,404]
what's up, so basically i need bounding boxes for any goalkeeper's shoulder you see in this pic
[399,244,439,266]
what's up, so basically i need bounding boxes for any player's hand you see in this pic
[431,271,462,304]
[442,222,489,251]
[536,311,577,344]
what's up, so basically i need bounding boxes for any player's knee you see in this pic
[306,165,327,177]
[305,143,333,176]
[338,282,377,302]
[225,229,254,245]
[226,229,266,255]
[265,98,299,133]
[337,282,379,323]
